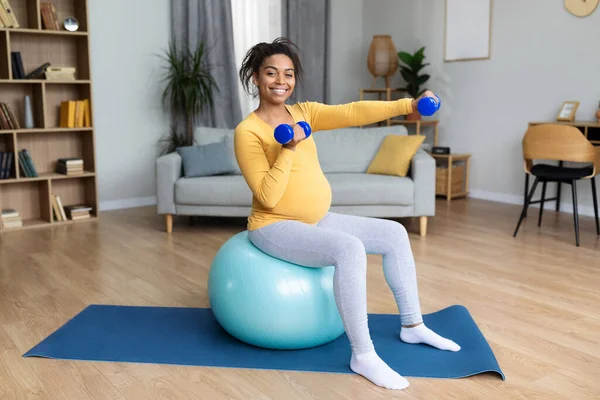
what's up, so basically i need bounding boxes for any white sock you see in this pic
[400,323,461,351]
[350,350,410,390]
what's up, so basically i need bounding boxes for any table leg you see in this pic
[447,156,453,201]
[524,173,529,217]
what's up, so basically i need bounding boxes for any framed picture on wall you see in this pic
[444,0,492,62]
[556,101,579,122]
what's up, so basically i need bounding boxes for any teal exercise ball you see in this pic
[208,231,345,350]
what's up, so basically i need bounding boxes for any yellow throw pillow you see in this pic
[367,134,425,177]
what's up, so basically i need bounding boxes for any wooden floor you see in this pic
[0,197,599,399]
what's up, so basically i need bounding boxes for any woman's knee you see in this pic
[377,219,409,243]
[331,233,367,267]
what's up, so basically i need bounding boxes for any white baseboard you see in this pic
[99,196,157,211]
[469,189,597,218]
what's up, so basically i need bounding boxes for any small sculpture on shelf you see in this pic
[24,95,34,129]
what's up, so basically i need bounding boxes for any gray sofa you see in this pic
[156,124,436,236]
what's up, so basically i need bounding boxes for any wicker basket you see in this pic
[436,164,464,196]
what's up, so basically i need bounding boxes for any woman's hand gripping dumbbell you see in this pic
[412,90,441,117]
[274,121,312,150]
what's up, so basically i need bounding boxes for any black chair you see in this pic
[513,124,599,246]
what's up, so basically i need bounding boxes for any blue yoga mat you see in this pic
[23,304,504,380]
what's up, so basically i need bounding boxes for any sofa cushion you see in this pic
[177,136,238,178]
[175,175,252,206]
[367,134,425,177]
[314,125,409,173]
[194,126,241,174]
[326,173,414,206]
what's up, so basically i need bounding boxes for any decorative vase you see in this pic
[24,95,34,129]
[367,35,398,88]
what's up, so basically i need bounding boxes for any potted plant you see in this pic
[157,40,219,154]
[397,46,430,121]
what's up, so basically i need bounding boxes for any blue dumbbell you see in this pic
[274,121,312,144]
[417,94,441,116]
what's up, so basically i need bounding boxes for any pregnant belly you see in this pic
[277,169,332,224]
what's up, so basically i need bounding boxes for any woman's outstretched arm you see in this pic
[299,97,416,132]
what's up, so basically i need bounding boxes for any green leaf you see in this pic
[397,51,413,66]
[417,74,430,85]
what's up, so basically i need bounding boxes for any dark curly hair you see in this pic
[238,37,303,97]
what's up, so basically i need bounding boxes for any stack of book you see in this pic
[65,205,92,221]
[1,209,22,229]
[56,157,83,175]
[51,194,92,221]
[45,67,76,81]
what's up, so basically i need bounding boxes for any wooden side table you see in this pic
[431,153,471,201]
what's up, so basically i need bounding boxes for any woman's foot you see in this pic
[350,350,409,390]
[400,323,460,351]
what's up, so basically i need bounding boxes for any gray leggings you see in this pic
[247,212,423,355]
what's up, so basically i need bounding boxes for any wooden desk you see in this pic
[528,121,600,145]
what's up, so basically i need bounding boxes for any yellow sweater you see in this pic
[234,98,414,230]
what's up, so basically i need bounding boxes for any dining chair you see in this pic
[513,124,600,246]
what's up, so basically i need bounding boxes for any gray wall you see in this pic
[328,0,364,104]
[329,0,600,216]
[89,0,171,210]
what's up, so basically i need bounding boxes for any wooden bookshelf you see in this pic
[0,0,96,232]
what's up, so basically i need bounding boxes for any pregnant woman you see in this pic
[233,38,459,390]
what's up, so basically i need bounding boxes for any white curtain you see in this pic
[231,0,282,120]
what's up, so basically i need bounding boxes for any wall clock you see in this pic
[565,0,599,17]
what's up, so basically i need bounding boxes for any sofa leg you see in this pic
[419,216,427,237]
[166,214,173,234]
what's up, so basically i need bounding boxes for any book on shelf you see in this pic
[18,149,38,177]
[40,1,60,31]
[26,62,52,80]
[11,51,54,80]
[0,151,14,179]
[1,208,22,229]
[51,194,92,222]
[56,157,83,175]
[45,67,76,81]
[65,205,92,220]
[10,52,25,79]
[0,102,20,130]
[60,100,91,128]
[0,0,19,29]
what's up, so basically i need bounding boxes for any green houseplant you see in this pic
[397,46,430,120]
[157,40,219,154]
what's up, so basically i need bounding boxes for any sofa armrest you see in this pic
[156,152,182,214]
[411,149,436,216]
